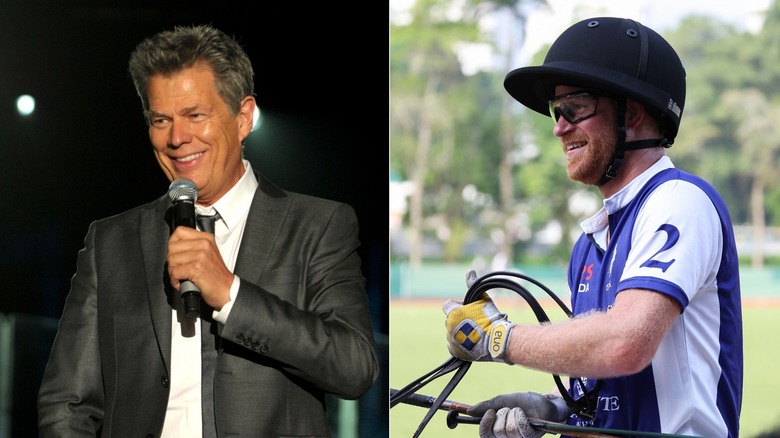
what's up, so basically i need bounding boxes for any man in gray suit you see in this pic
[37,24,379,437]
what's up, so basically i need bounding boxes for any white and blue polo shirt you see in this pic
[565,156,742,437]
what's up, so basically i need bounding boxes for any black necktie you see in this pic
[196,210,220,437]
[197,212,221,234]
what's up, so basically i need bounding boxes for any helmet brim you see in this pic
[505,60,676,121]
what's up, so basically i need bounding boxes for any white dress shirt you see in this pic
[161,160,258,437]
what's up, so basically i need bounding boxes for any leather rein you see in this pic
[390,270,602,437]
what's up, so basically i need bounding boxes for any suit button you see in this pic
[161,376,169,388]
[259,344,269,354]
[243,337,252,346]
[236,333,245,343]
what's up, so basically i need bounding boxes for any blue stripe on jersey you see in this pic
[566,168,742,437]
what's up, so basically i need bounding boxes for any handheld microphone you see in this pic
[167,178,200,318]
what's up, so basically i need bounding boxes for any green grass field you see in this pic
[389,298,780,438]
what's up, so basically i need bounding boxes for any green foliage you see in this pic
[664,13,780,229]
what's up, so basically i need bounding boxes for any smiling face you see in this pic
[552,85,617,186]
[146,61,255,205]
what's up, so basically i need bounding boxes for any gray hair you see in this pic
[128,24,254,117]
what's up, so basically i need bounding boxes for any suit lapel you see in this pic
[233,173,290,284]
[141,196,175,369]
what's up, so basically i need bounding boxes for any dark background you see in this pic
[0,2,388,436]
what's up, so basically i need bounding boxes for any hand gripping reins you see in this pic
[391,269,706,438]
[390,269,602,437]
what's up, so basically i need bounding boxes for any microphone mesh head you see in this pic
[168,178,198,202]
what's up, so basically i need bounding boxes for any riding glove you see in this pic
[443,293,515,363]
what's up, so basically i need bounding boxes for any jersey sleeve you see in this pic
[618,179,723,309]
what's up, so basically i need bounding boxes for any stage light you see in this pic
[16,95,35,116]
[252,106,262,131]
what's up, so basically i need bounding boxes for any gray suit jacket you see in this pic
[38,172,379,437]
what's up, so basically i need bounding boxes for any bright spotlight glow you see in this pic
[16,95,36,116]
[252,107,262,131]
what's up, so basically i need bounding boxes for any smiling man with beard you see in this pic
[441,17,743,438]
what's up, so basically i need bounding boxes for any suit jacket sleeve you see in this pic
[221,195,379,399]
[37,201,171,437]
[37,221,105,436]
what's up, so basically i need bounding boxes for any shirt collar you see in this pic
[579,155,674,234]
[195,159,258,231]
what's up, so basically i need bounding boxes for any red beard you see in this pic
[562,124,617,186]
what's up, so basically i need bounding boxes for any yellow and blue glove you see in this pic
[443,293,515,364]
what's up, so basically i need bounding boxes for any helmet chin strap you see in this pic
[594,98,668,187]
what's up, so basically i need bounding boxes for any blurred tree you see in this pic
[391,0,546,265]
[665,15,756,221]
[470,0,548,264]
[667,4,780,267]
[719,88,780,267]
[391,0,481,265]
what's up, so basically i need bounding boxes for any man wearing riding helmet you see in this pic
[441,17,742,437]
